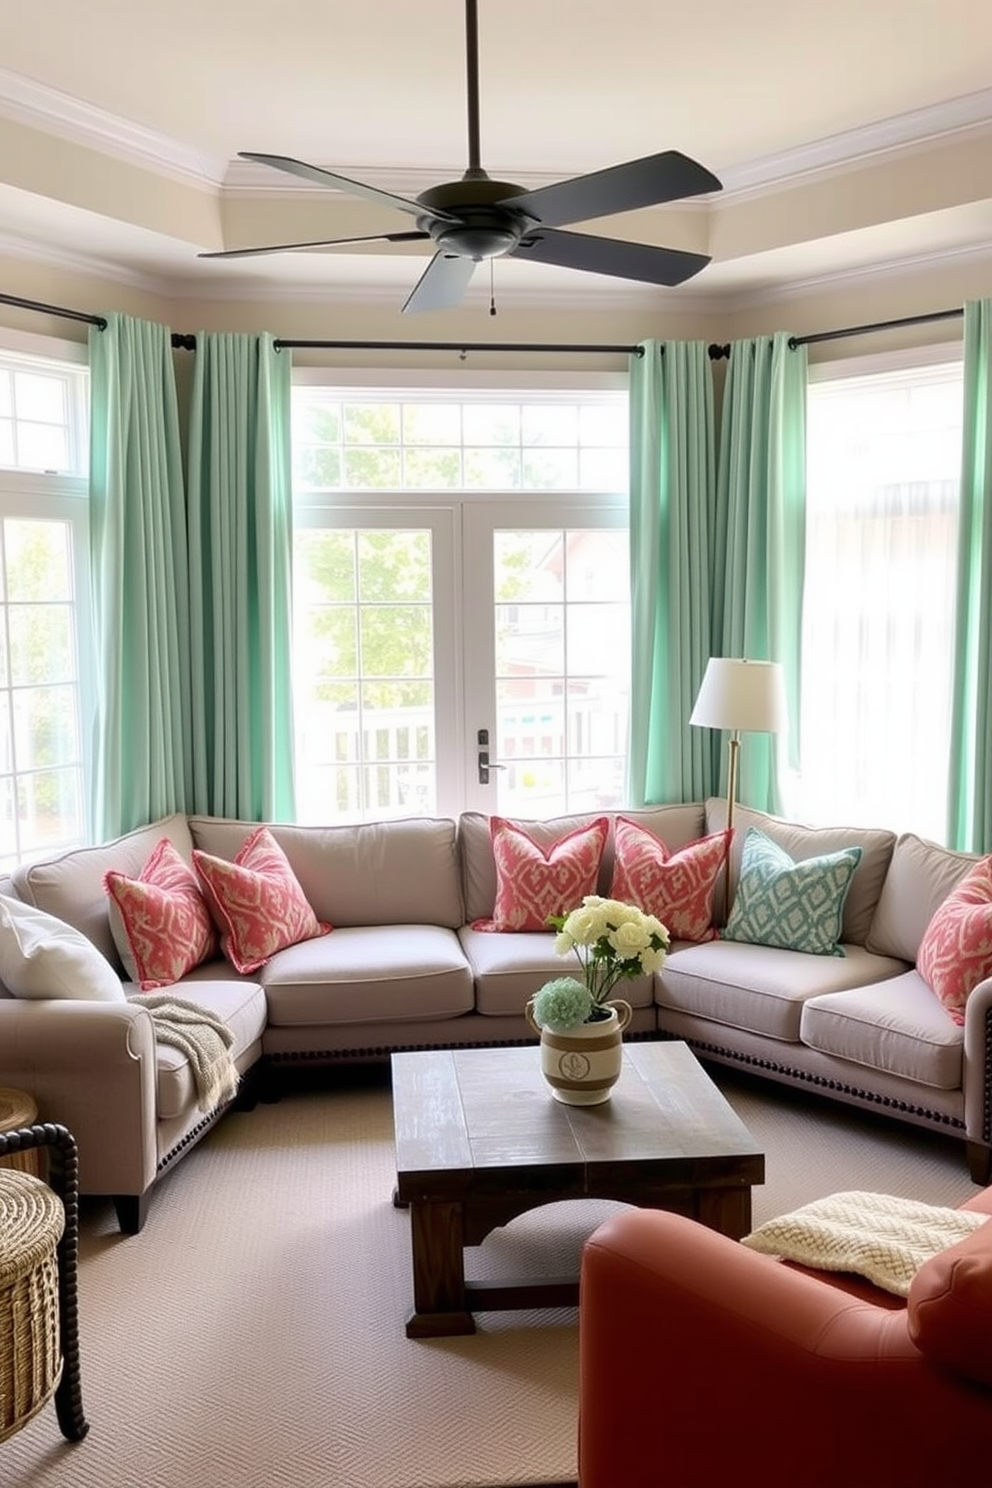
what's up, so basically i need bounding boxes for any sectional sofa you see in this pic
[0,799,988,1232]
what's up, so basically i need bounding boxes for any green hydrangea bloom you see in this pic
[531,976,593,1033]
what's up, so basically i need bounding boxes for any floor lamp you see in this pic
[689,657,788,919]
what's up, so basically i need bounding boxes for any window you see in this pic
[292,389,628,494]
[0,343,90,868]
[291,384,630,823]
[795,357,963,841]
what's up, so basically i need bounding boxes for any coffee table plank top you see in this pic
[392,1041,762,1188]
[389,1047,474,1172]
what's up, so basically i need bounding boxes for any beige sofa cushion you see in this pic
[800,972,963,1090]
[704,798,895,945]
[458,923,654,1017]
[259,924,473,1027]
[459,804,707,924]
[865,832,981,962]
[147,978,267,1120]
[11,814,196,971]
[658,940,906,1043]
[188,816,464,930]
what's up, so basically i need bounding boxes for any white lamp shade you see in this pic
[689,657,788,734]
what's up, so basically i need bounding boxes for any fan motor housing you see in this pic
[416,177,536,260]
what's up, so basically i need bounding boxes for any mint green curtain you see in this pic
[627,339,718,804]
[187,333,296,820]
[948,299,992,852]
[712,331,807,813]
[88,313,192,839]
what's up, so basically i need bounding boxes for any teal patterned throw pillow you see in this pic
[722,828,862,957]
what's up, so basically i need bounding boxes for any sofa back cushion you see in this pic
[188,815,464,929]
[11,813,196,971]
[459,805,706,925]
[705,798,895,946]
[866,832,981,963]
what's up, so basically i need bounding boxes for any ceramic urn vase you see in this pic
[526,999,633,1105]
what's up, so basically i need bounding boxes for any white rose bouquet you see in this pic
[529,896,670,1032]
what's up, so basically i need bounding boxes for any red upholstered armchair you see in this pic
[578,1185,992,1488]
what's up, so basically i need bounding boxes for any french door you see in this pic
[461,499,630,816]
[292,494,629,824]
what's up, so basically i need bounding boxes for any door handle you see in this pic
[477,750,507,786]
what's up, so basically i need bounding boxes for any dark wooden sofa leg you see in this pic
[966,1141,992,1185]
[113,1190,151,1235]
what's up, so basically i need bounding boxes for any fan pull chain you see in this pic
[489,260,497,316]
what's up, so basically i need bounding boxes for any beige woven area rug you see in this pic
[2,1062,979,1488]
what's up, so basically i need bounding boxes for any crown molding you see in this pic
[719,86,992,198]
[2,65,992,210]
[0,227,166,294]
[708,236,992,317]
[0,67,228,186]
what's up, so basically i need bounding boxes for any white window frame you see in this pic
[0,330,92,863]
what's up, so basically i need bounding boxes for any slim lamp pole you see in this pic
[723,729,741,922]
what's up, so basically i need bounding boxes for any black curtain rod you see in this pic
[269,338,646,356]
[0,292,107,329]
[708,306,964,362]
[0,289,965,359]
[788,306,963,349]
[0,295,645,355]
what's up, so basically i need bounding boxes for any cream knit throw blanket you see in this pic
[128,993,239,1113]
[741,1189,989,1296]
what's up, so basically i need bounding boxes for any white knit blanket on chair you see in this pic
[128,993,239,1113]
[741,1189,989,1296]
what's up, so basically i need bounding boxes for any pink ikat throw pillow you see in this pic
[477,815,609,932]
[104,837,218,991]
[193,826,331,975]
[917,856,992,1025]
[609,818,732,943]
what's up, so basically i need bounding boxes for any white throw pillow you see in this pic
[0,894,125,1001]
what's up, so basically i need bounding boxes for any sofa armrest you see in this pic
[578,1208,990,1488]
[0,999,159,1196]
[963,975,992,1147]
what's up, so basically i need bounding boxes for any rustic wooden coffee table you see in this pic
[391,1040,764,1337]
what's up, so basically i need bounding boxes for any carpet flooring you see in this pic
[1,1060,980,1488]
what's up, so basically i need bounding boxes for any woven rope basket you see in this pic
[0,1169,65,1442]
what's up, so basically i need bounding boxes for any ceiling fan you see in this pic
[200,0,721,313]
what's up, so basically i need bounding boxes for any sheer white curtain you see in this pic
[793,359,963,841]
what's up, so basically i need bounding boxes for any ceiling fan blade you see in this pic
[239,152,459,222]
[513,227,710,288]
[402,252,477,314]
[499,151,722,228]
[200,231,429,261]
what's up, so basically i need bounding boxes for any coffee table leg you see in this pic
[697,1186,752,1240]
[405,1199,475,1338]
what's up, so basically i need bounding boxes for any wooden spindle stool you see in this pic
[0,1169,63,1441]
[0,1124,88,1444]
